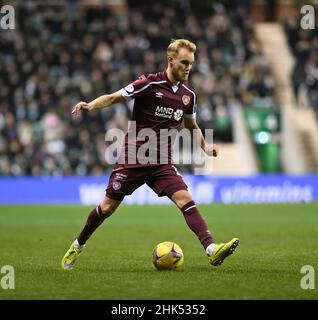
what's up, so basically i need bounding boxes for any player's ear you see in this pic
[167,54,173,66]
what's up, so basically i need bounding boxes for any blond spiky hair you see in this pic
[167,39,196,55]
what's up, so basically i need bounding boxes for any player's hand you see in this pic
[71,101,91,116]
[204,144,219,157]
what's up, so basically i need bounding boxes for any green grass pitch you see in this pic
[0,203,318,300]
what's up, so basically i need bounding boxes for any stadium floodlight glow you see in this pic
[254,131,271,144]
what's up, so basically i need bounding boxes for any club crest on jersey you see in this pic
[182,95,190,105]
[112,181,121,190]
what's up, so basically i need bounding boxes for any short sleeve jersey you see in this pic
[118,71,197,167]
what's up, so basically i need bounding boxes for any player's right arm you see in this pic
[71,91,125,116]
[72,74,149,116]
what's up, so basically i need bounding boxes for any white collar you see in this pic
[171,85,179,93]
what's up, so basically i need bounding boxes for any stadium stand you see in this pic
[0,1,279,176]
[252,5,318,173]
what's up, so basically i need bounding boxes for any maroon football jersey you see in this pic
[117,71,197,167]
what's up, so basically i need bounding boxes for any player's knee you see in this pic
[171,190,193,209]
[100,198,120,216]
[100,204,116,216]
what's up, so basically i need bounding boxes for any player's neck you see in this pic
[166,69,180,86]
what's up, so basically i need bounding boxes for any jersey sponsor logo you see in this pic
[155,106,184,121]
[182,95,190,105]
[124,84,134,93]
[173,109,183,121]
[155,105,174,119]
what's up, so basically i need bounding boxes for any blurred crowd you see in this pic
[284,11,318,118]
[0,0,276,176]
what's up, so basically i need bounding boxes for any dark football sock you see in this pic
[77,205,109,245]
[181,201,214,250]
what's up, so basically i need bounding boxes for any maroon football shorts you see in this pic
[105,164,188,201]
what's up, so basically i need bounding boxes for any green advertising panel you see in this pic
[244,107,281,133]
[244,107,281,173]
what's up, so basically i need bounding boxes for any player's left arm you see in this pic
[183,117,219,157]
